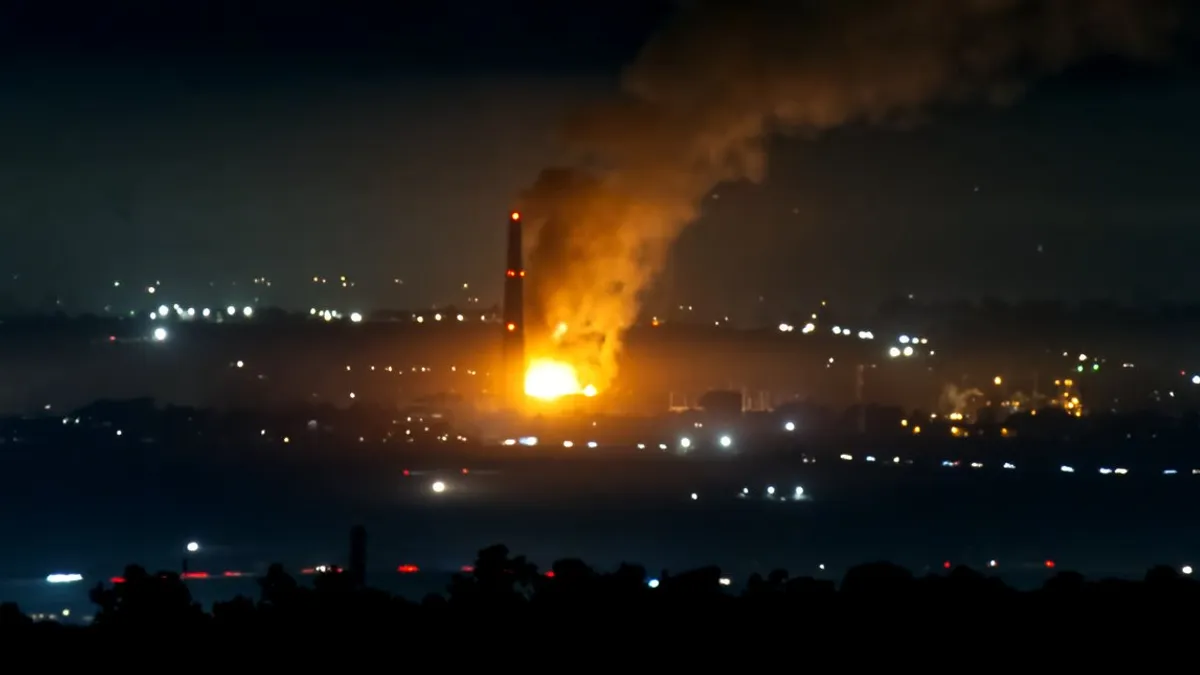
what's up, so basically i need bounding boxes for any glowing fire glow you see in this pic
[525,358,597,401]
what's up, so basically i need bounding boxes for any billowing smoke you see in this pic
[940,384,984,416]
[520,0,1181,390]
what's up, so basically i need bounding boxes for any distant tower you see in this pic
[502,211,526,409]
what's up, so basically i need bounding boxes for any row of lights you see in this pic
[150,304,255,320]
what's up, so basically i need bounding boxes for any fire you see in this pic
[524,358,597,401]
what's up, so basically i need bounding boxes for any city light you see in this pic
[153,327,168,341]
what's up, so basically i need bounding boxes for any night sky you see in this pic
[1,1,1199,318]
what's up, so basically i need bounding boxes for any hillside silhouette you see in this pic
[3,542,1197,638]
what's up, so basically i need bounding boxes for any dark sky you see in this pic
[1,1,1199,318]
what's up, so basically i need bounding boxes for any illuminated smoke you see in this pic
[940,384,984,415]
[521,0,1181,389]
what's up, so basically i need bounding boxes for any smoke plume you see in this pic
[520,0,1181,390]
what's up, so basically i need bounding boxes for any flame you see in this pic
[525,358,597,401]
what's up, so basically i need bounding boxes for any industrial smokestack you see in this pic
[502,211,526,409]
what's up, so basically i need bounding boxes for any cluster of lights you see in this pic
[887,334,929,358]
[831,326,874,340]
[150,304,254,321]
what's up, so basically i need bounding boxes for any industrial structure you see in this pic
[501,211,526,409]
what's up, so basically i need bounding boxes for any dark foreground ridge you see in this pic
[4,544,1198,638]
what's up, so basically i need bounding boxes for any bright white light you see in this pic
[501,438,516,446]
[186,541,200,553]
[899,335,910,344]
[45,574,83,584]
[586,441,598,448]
[456,314,464,322]
[518,436,538,446]
[157,304,169,316]
[839,453,853,461]
[1114,467,1128,475]
[226,305,236,316]
[690,492,698,500]
[434,313,442,321]
[147,286,156,294]
[242,306,253,318]
[680,437,692,449]
[719,577,731,586]
[1003,462,1016,470]
[647,578,660,588]
[1192,375,1199,385]
[562,440,574,448]
[784,421,795,432]
[719,435,732,448]
[766,486,775,495]
[1060,465,1075,473]
[888,347,901,358]
[186,307,195,317]
[902,346,914,357]
[152,327,168,341]
[431,481,446,493]
[794,486,804,498]
[349,312,363,323]
[201,308,210,317]
[866,455,876,462]
[1183,565,1193,575]
[235,360,244,368]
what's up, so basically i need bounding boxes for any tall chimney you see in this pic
[502,211,526,410]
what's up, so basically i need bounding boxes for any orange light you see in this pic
[510,211,521,221]
[518,270,525,277]
[506,322,516,332]
[397,564,420,574]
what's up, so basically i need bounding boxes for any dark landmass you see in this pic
[3,542,1196,639]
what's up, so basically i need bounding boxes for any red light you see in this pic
[1045,560,1056,569]
[460,565,475,573]
[110,576,126,584]
[108,335,116,342]
[461,468,469,474]
[544,570,555,578]
[181,572,209,579]
[506,270,516,278]
[300,568,316,575]
[943,561,951,570]
[510,211,521,221]
[223,571,244,577]
[397,564,420,574]
[402,469,410,476]
[506,322,516,332]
